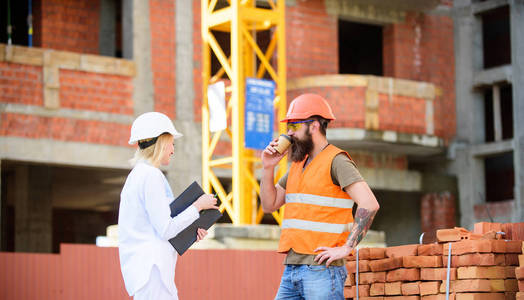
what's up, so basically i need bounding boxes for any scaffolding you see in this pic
[201,0,287,225]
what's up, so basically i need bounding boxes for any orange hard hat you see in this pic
[281,93,336,122]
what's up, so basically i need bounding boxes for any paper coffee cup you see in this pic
[274,134,292,154]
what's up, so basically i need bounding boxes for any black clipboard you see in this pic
[168,181,222,255]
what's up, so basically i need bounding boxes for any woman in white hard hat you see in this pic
[118,112,218,300]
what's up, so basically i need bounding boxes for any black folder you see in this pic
[168,181,222,255]
[169,181,205,218]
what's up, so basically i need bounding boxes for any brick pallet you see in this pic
[344,225,523,300]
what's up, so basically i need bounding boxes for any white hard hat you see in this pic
[128,112,183,145]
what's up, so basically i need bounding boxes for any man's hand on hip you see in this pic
[313,245,352,267]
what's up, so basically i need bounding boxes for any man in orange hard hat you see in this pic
[261,93,380,299]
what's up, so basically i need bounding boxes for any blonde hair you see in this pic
[130,133,173,167]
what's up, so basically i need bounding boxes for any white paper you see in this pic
[207,81,227,132]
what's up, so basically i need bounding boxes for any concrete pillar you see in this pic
[130,0,154,115]
[14,165,53,253]
[453,10,472,142]
[454,147,472,229]
[168,0,203,195]
[454,7,484,143]
[175,0,195,122]
[122,0,133,59]
[99,0,116,57]
[453,6,475,229]
[510,1,524,222]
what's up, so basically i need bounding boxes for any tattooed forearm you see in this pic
[345,207,378,249]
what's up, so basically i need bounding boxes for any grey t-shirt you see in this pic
[278,153,364,265]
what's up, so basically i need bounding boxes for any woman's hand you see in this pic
[193,194,219,211]
[196,228,208,242]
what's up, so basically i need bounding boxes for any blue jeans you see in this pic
[275,264,347,300]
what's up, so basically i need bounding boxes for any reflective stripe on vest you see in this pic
[286,193,354,209]
[282,219,353,234]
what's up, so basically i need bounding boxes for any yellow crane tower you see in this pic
[201,0,287,225]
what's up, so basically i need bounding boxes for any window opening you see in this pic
[338,19,383,75]
[483,84,513,143]
[0,0,36,46]
[484,151,514,202]
[481,6,511,69]
[500,85,513,140]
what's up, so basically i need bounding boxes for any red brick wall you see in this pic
[150,0,176,119]
[0,61,133,146]
[59,70,133,115]
[421,15,455,140]
[383,12,456,140]
[421,192,456,239]
[474,201,514,221]
[378,94,427,135]
[382,23,395,78]
[288,86,431,137]
[351,152,408,170]
[0,62,43,106]
[39,0,100,54]
[0,113,130,146]
[383,14,422,80]
[286,0,338,79]
[0,62,133,115]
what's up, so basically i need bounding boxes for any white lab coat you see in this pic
[118,161,200,298]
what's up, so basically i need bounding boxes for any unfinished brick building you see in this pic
[0,0,522,255]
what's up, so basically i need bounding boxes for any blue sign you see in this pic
[245,78,275,150]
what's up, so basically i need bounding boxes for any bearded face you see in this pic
[290,125,314,162]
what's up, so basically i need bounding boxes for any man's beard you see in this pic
[290,128,314,162]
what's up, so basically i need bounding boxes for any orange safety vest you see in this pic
[278,144,354,255]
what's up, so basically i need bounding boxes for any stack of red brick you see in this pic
[517,243,524,300]
[474,222,524,241]
[344,226,523,300]
[475,222,524,300]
